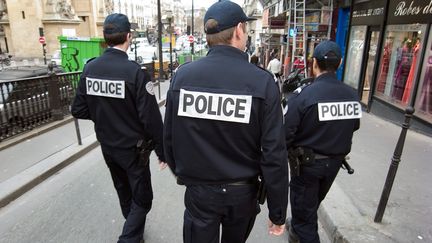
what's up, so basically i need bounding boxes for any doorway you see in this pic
[360,30,380,106]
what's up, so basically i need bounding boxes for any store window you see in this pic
[375,24,426,107]
[344,25,367,89]
[415,26,432,122]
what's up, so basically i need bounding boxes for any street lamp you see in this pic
[157,0,164,82]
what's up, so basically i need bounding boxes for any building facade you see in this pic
[0,0,185,60]
[0,0,111,59]
[343,0,432,134]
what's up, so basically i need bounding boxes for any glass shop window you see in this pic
[414,26,432,122]
[375,24,426,107]
[343,25,367,89]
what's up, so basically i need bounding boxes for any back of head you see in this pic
[250,55,259,65]
[103,13,131,47]
[312,40,342,73]
[204,0,256,47]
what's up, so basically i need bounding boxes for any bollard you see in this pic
[74,118,82,145]
[374,107,415,223]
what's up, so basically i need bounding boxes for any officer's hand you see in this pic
[159,160,168,170]
[268,220,285,236]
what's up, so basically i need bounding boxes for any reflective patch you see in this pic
[178,89,252,124]
[86,77,125,99]
[146,82,155,96]
[318,101,362,121]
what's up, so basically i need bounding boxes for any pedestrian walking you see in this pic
[284,41,362,243]
[71,13,166,243]
[163,1,288,243]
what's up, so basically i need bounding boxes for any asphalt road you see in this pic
[0,99,330,243]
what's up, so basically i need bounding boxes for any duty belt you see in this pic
[226,178,258,186]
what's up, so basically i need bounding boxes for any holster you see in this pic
[257,176,266,205]
[136,139,155,166]
[288,147,315,176]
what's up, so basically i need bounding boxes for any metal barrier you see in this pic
[0,72,81,141]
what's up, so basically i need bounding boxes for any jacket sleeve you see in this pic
[135,69,165,161]
[71,73,91,120]
[260,79,289,226]
[163,80,176,174]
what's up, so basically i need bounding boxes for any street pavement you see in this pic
[0,76,431,242]
[319,112,432,242]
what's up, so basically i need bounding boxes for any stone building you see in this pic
[0,0,114,59]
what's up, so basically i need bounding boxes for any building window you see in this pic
[375,24,426,107]
[415,26,432,122]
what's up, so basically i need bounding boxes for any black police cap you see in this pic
[103,13,131,34]
[313,40,342,61]
[204,0,256,34]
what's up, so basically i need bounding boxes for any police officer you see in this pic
[71,13,166,243]
[284,41,361,243]
[163,1,288,242]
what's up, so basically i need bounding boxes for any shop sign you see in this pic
[388,0,432,24]
[352,0,386,25]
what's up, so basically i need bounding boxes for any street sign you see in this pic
[39,36,46,44]
[188,35,194,43]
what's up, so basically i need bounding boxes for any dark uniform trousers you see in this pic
[101,145,153,243]
[183,184,260,243]
[290,158,342,243]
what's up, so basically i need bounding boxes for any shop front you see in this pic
[345,0,432,135]
[343,0,386,106]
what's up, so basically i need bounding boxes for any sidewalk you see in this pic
[0,78,430,242]
[0,80,170,208]
[319,112,432,242]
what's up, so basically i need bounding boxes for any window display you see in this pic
[375,24,426,106]
[415,27,432,122]
[343,25,367,89]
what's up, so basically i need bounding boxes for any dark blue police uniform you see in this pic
[71,46,164,243]
[164,44,288,243]
[285,69,361,241]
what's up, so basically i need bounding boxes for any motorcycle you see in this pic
[281,68,314,107]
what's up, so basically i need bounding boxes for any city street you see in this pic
[0,145,329,243]
[0,104,328,243]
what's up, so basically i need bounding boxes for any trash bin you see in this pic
[58,36,106,72]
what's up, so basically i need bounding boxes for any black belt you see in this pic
[226,178,258,186]
[315,153,345,160]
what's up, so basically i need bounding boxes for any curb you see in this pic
[0,117,75,152]
[318,183,394,243]
[0,134,99,208]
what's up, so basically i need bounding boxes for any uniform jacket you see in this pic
[71,48,164,160]
[164,45,288,225]
[284,72,361,156]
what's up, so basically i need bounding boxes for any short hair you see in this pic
[205,19,246,47]
[250,55,259,65]
[315,51,340,72]
[104,31,128,47]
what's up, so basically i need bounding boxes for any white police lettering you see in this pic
[178,89,252,123]
[86,77,125,99]
[318,101,362,121]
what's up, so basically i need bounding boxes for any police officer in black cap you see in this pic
[71,13,166,243]
[284,40,362,243]
[163,1,288,242]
